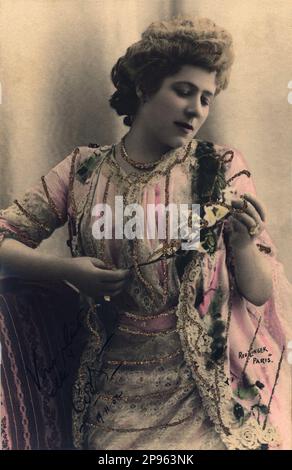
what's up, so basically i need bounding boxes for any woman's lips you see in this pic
[174,122,193,134]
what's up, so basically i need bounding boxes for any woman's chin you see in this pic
[170,135,194,148]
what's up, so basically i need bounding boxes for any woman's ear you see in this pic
[135,85,147,104]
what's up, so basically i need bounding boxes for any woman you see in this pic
[0,16,292,450]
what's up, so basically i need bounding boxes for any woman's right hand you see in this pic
[63,257,131,301]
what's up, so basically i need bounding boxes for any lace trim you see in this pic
[72,311,106,449]
[104,350,182,366]
[84,409,197,433]
[175,252,281,450]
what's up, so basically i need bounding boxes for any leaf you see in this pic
[217,172,227,190]
[233,403,244,420]
[260,444,269,450]
[76,153,98,182]
[208,287,224,319]
[237,385,259,400]
[255,381,265,390]
[210,344,225,357]
[208,320,225,338]
[259,405,269,415]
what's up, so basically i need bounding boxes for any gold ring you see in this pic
[248,224,260,236]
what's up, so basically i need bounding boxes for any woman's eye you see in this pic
[201,97,210,106]
[176,89,191,97]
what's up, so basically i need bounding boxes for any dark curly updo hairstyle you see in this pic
[109,16,234,126]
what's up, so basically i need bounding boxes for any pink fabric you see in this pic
[198,147,292,449]
[118,308,177,332]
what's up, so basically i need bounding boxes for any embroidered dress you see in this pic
[1,139,292,450]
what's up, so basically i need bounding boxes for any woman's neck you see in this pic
[123,122,172,164]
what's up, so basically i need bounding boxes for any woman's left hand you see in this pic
[228,192,266,248]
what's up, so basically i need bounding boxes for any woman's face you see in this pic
[137,64,217,150]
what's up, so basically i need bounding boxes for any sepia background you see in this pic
[0,0,292,281]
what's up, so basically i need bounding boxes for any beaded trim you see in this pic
[161,168,171,303]
[95,384,195,403]
[41,175,63,222]
[121,135,164,170]
[121,307,177,321]
[110,140,193,185]
[104,350,182,366]
[13,199,51,233]
[226,169,251,185]
[117,324,178,336]
[100,174,115,268]
[67,147,80,218]
[84,408,197,433]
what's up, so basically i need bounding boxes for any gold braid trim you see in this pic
[13,199,51,233]
[226,169,251,185]
[95,384,195,403]
[121,307,176,320]
[100,174,115,268]
[68,147,80,218]
[84,409,197,433]
[41,176,64,223]
[117,325,178,336]
[104,349,182,366]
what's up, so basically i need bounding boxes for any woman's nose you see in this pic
[185,96,203,118]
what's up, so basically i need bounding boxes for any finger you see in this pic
[100,278,129,292]
[231,198,262,226]
[241,193,266,222]
[92,266,131,283]
[230,217,244,232]
[232,212,263,234]
[111,287,125,297]
[90,258,108,269]
[100,286,125,297]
